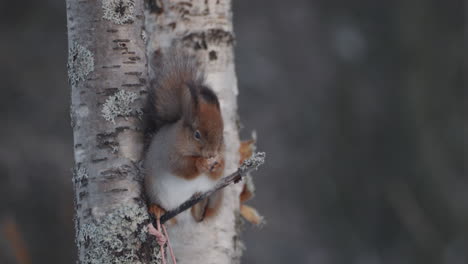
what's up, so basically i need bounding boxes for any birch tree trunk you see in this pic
[67,0,242,263]
[144,0,243,262]
[66,0,160,262]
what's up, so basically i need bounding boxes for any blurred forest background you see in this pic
[0,0,465,263]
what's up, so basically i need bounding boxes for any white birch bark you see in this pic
[66,0,160,262]
[144,0,243,263]
[67,0,242,262]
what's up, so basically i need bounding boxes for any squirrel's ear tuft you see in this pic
[182,84,198,124]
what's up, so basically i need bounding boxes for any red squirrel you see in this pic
[144,50,225,223]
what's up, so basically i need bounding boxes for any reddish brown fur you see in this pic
[240,204,263,225]
[198,102,223,151]
[171,156,200,180]
[149,204,177,225]
[190,195,208,222]
[239,139,254,165]
[149,204,166,218]
[239,184,253,203]
[170,100,224,180]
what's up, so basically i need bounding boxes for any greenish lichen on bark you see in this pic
[101,90,139,124]
[76,203,161,264]
[68,42,94,86]
[102,0,136,25]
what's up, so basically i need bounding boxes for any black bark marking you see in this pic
[99,165,133,180]
[209,50,217,61]
[113,41,129,53]
[113,39,131,43]
[96,132,121,154]
[91,157,108,163]
[70,111,77,129]
[122,83,144,87]
[207,29,235,45]
[115,126,131,132]
[148,0,163,14]
[115,1,127,17]
[124,71,143,76]
[97,88,120,96]
[80,178,89,187]
[83,208,92,219]
[102,65,121,69]
[179,2,192,7]
[106,188,129,193]
[168,22,176,30]
[79,191,88,200]
[182,29,234,50]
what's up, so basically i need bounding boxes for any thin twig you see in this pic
[157,152,266,224]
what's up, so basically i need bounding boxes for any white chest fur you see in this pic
[152,171,216,211]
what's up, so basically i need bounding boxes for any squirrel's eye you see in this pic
[194,130,201,140]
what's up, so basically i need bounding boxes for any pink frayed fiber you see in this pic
[148,220,177,264]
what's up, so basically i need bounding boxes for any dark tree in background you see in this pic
[0,0,465,263]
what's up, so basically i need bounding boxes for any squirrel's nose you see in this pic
[206,156,218,167]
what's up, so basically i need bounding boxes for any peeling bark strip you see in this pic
[66,0,159,262]
[145,0,244,263]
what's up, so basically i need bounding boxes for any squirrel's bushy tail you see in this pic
[148,49,205,128]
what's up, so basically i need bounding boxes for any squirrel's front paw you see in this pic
[148,204,166,218]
